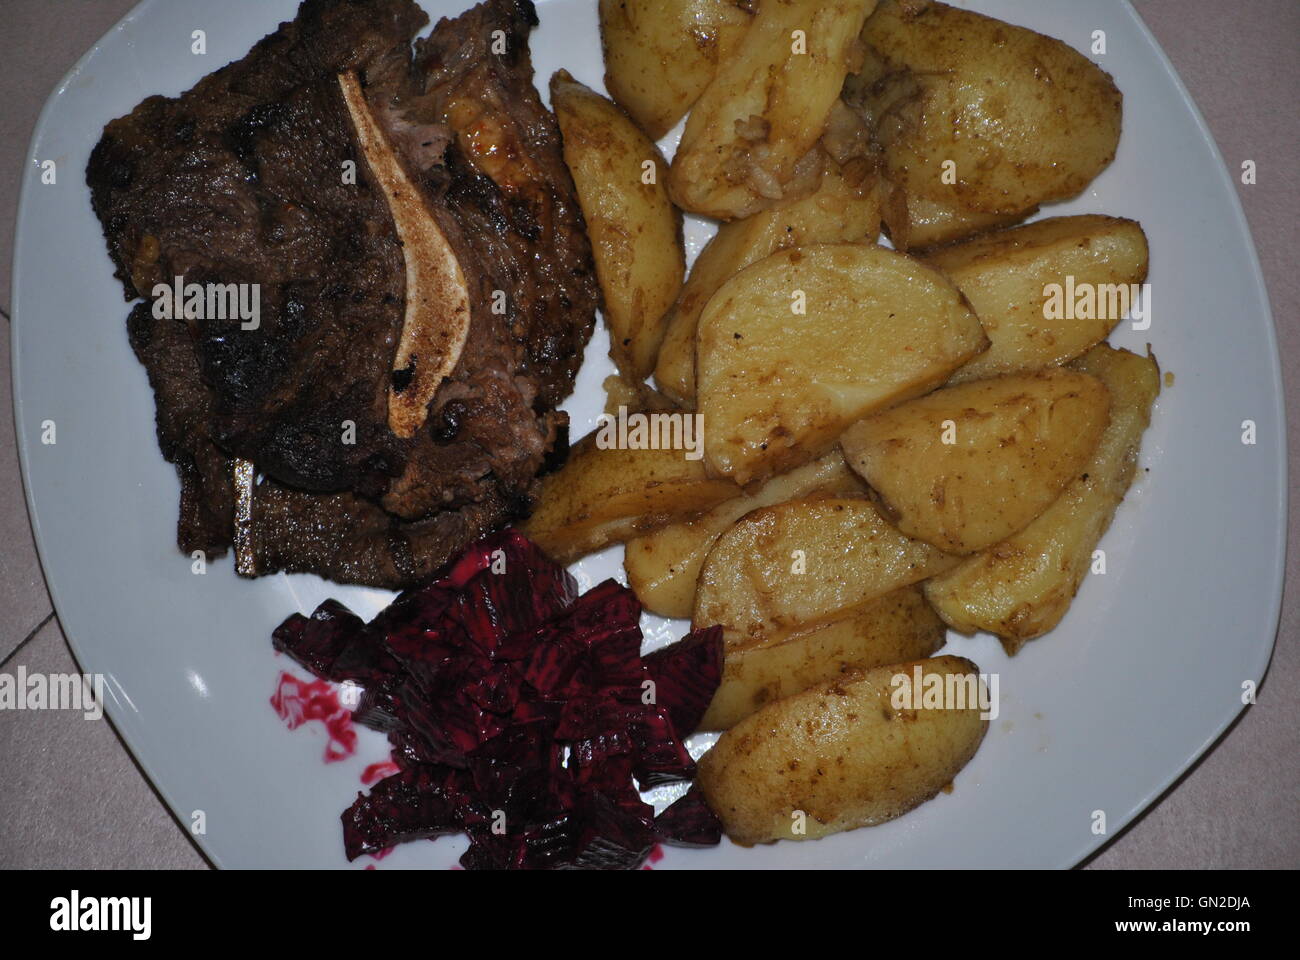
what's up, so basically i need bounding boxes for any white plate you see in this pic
[11,0,1285,869]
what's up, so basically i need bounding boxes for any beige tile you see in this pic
[0,0,139,314]
[0,617,209,869]
[0,325,53,660]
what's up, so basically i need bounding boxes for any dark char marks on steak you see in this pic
[88,0,598,588]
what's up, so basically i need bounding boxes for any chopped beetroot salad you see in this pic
[272,531,724,869]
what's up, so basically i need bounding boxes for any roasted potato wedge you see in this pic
[551,70,684,380]
[884,189,1034,252]
[860,0,1121,216]
[693,496,959,647]
[669,0,878,219]
[599,0,754,141]
[654,157,883,407]
[520,432,740,564]
[625,450,866,619]
[924,345,1160,652]
[601,374,679,417]
[698,656,989,845]
[925,216,1150,384]
[699,586,945,730]
[840,369,1112,554]
[697,243,988,484]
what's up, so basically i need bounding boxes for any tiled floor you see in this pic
[1,0,1296,869]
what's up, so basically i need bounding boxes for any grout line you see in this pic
[0,612,55,670]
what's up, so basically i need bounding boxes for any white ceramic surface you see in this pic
[10,0,1285,868]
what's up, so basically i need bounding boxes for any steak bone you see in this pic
[338,70,471,439]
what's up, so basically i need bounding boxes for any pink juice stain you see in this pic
[361,760,401,785]
[271,671,357,763]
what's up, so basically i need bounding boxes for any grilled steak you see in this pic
[88,0,597,587]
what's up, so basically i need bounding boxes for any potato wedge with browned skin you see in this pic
[692,496,959,647]
[599,0,754,141]
[924,345,1160,652]
[601,374,680,418]
[924,216,1150,384]
[697,656,989,845]
[653,157,883,407]
[883,189,1035,252]
[839,369,1112,554]
[697,243,988,485]
[668,0,878,220]
[699,585,945,730]
[520,432,740,564]
[859,0,1122,217]
[551,70,684,381]
[625,449,866,620]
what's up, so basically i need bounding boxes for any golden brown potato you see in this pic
[697,656,989,845]
[693,496,959,647]
[924,216,1150,383]
[860,0,1121,216]
[699,586,945,730]
[551,70,684,380]
[653,157,883,407]
[924,345,1160,652]
[697,243,988,484]
[625,450,865,619]
[599,0,753,141]
[601,374,680,417]
[883,189,1034,252]
[520,431,740,564]
[669,0,878,220]
[840,369,1112,554]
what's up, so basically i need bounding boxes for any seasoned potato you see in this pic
[699,586,945,730]
[625,450,865,619]
[697,243,988,484]
[840,369,1112,554]
[924,345,1160,652]
[860,0,1121,216]
[698,656,989,844]
[669,0,878,220]
[599,0,753,141]
[884,189,1034,252]
[520,432,740,564]
[654,157,883,407]
[601,374,679,417]
[693,496,959,647]
[925,216,1150,384]
[551,71,684,380]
